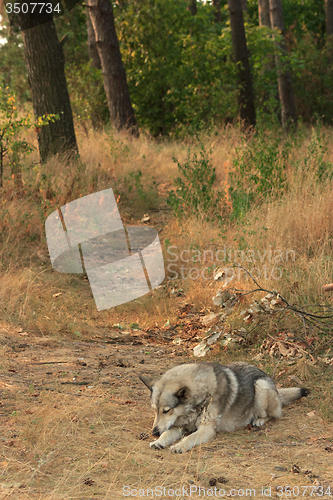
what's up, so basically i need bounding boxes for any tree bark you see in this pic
[213,0,222,23]
[325,0,333,37]
[87,0,138,136]
[269,0,297,129]
[17,4,78,163]
[258,0,277,115]
[227,0,256,126]
[258,0,270,27]
[85,6,101,69]
[187,0,197,16]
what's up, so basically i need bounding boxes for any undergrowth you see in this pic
[0,124,332,344]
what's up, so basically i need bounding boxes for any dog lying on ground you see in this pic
[139,362,310,453]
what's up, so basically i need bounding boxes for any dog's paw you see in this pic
[252,417,267,427]
[170,443,186,454]
[150,440,165,450]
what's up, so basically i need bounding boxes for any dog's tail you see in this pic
[277,387,310,406]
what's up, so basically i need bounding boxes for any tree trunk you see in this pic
[213,0,222,23]
[325,0,333,37]
[227,0,256,126]
[85,6,101,69]
[258,0,270,27]
[241,0,248,12]
[17,7,78,163]
[87,0,138,136]
[269,0,297,129]
[187,0,197,16]
[258,0,278,116]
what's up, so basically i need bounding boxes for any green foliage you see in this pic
[55,5,90,66]
[247,0,325,41]
[229,127,294,217]
[230,124,332,218]
[246,25,279,114]
[0,84,59,187]
[0,0,331,135]
[66,62,109,131]
[167,148,225,222]
[281,0,325,40]
[115,0,329,134]
[0,19,29,103]
[57,5,110,131]
[114,170,160,215]
[290,30,333,125]
[115,0,333,133]
[297,126,333,181]
[116,0,236,136]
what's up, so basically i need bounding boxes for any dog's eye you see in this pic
[162,408,170,414]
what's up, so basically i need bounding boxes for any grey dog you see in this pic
[139,362,310,453]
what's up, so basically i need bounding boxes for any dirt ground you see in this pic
[0,324,332,500]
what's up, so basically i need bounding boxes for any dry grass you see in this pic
[1,124,333,334]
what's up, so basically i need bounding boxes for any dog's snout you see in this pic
[152,427,160,437]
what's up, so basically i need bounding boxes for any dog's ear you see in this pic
[138,374,155,392]
[174,386,189,400]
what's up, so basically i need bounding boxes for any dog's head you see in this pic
[138,374,190,436]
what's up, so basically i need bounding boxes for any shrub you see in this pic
[167,148,225,223]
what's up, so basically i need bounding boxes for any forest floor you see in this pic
[0,323,332,500]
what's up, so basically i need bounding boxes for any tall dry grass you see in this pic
[0,124,333,336]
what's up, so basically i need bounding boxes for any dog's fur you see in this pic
[139,362,310,453]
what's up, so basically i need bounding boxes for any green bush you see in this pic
[229,124,332,218]
[167,148,225,222]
